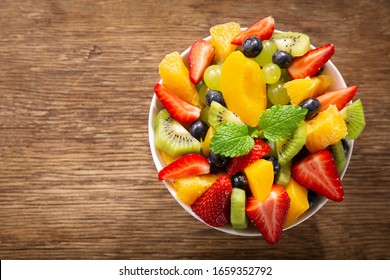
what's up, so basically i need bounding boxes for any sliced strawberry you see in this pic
[292,149,344,202]
[246,185,290,245]
[226,138,271,176]
[189,39,215,84]
[154,83,201,123]
[191,175,232,227]
[287,44,335,79]
[158,154,210,180]
[317,85,357,111]
[231,16,275,45]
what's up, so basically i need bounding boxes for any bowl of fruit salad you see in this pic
[149,16,365,244]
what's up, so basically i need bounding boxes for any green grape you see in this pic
[204,64,222,91]
[267,80,290,105]
[254,40,277,67]
[262,63,281,84]
[280,69,292,82]
[196,80,205,91]
[199,84,209,105]
[199,105,210,124]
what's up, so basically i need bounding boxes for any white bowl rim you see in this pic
[148,29,354,236]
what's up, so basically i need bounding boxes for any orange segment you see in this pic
[201,126,215,157]
[172,174,220,205]
[210,22,241,62]
[243,159,273,202]
[221,51,267,127]
[284,178,309,228]
[312,74,333,97]
[159,51,200,107]
[305,105,348,153]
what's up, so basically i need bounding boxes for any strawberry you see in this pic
[287,44,335,79]
[291,149,344,202]
[189,39,215,85]
[246,185,290,245]
[317,85,357,111]
[226,138,271,175]
[191,175,232,227]
[231,16,275,45]
[158,154,210,180]
[154,83,200,123]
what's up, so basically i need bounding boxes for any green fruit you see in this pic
[154,109,201,156]
[340,99,366,140]
[208,101,242,129]
[277,121,307,164]
[271,32,310,57]
[331,140,347,174]
[276,160,292,187]
[230,188,248,230]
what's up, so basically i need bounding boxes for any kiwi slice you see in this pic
[277,121,307,165]
[276,160,292,187]
[154,109,201,156]
[271,32,311,57]
[331,140,347,174]
[340,99,366,139]
[230,188,248,230]
[208,101,242,128]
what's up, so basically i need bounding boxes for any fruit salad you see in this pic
[151,16,365,245]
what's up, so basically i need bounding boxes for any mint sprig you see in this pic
[210,122,254,157]
[258,105,307,142]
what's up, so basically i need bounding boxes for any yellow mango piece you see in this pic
[160,150,181,165]
[284,178,309,228]
[243,159,273,202]
[305,105,348,153]
[201,126,215,157]
[173,174,220,205]
[159,51,200,107]
[284,77,318,105]
[210,22,241,62]
[312,74,333,97]
[221,51,267,127]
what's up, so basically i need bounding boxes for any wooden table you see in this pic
[0,0,389,260]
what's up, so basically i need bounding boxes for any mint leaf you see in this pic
[258,105,307,142]
[210,122,254,157]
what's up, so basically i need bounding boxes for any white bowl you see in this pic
[148,30,354,236]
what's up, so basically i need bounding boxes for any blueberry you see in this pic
[266,156,281,178]
[272,50,292,68]
[231,172,251,195]
[188,121,209,141]
[208,150,229,168]
[307,190,318,208]
[299,98,322,120]
[341,139,349,155]
[242,36,263,58]
[208,158,223,174]
[206,90,226,107]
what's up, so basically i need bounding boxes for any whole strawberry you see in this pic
[191,175,232,227]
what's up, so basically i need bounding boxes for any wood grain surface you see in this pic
[0,0,389,260]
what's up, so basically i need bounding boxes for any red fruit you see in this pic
[291,149,344,202]
[158,154,210,180]
[317,85,358,111]
[189,39,215,84]
[246,185,290,245]
[191,175,232,227]
[154,83,201,123]
[226,138,271,176]
[287,44,335,79]
[231,16,275,45]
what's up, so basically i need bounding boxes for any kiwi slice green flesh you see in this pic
[271,32,311,57]
[230,188,248,230]
[331,140,347,174]
[276,160,292,187]
[154,109,201,156]
[277,121,307,165]
[340,99,366,140]
[208,101,242,129]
